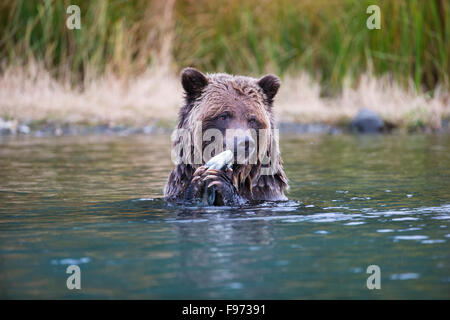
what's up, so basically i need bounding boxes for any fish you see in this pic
[203,150,234,205]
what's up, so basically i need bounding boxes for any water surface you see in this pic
[0,134,449,299]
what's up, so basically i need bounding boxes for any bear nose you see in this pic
[237,136,255,151]
[234,135,256,160]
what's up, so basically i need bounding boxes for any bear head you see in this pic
[173,67,283,193]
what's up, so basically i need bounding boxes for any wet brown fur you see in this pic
[164,69,288,203]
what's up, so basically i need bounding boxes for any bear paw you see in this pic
[186,166,243,206]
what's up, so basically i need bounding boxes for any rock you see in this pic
[350,108,384,133]
[0,118,18,135]
[18,124,30,134]
[141,125,155,134]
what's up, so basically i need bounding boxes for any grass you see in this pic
[0,64,181,126]
[174,0,449,92]
[1,64,447,131]
[0,0,448,129]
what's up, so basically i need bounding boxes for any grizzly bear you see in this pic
[164,68,288,205]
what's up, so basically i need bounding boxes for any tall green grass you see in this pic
[174,0,449,92]
[0,0,168,82]
[0,0,448,92]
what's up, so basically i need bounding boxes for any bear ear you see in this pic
[257,74,280,104]
[181,67,208,101]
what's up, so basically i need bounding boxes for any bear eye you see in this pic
[248,117,257,125]
[218,113,231,121]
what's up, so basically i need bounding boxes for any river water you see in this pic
[0,133,449,299]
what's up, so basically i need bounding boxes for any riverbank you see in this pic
[2,118,450,139]
[0,118,345,137]
[1,65,448,137]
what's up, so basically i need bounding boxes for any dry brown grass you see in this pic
[0,64,182,126]
[277,73,449,129]
[0,64,448,129]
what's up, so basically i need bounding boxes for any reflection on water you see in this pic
[0,134,449,298]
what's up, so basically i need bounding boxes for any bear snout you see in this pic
[230,134,256,164]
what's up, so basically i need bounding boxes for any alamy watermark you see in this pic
[66,5,81,30]
[170,124,279,175]
[66,265,81,290]
[366,5,381,30]
[366,265,381,289]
